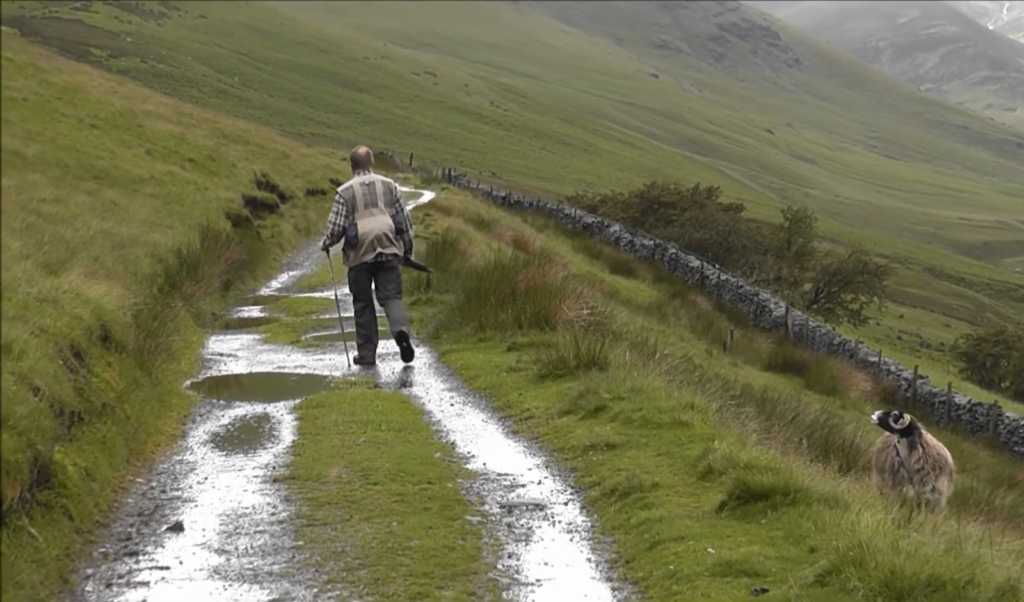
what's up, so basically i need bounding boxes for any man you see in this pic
[320,146,415,366]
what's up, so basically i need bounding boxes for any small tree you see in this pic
[798,247,894,329]
[758,204,819,300]
[952,326,1024,401]
[565,183,894,329]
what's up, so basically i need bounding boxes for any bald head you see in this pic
[350,145,374,172]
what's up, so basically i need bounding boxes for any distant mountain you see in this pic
[948,1,1024,42]
[523,1,809,78]
[745,0,1024,130]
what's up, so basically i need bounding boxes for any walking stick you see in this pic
[325,249,352,368]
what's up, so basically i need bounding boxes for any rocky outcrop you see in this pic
[429,167,1024,462]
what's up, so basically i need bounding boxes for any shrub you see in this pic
[951,326,1024,402]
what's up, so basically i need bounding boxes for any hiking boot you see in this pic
[394,330,415,364]
[352,354,376,367]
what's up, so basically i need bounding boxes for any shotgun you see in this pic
[402,256,433,273]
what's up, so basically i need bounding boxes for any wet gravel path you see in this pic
[65,189,629,602]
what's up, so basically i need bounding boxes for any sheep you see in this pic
[869,409,955,511]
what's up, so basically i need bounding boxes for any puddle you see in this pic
[255,269,307,297]
[63,399,309,602]
[210,412,276,455]
[187,371,339,403]
[228,305,271,319]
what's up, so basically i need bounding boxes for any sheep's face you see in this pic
[870,409,917,437]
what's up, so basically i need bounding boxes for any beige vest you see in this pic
[342,174,404,268]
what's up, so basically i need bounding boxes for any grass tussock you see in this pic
[570,235,643,278]
[398,188,1024,601]
[812,512,1024,602]
[133,223,266,357]
[439,246,594,335]
[535,329,613,379]
[763,338,849,399]
[725,385,873,475]
[405,226,470,296]
[716,466,845,515]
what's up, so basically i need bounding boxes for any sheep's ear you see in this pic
[892,412,911,429]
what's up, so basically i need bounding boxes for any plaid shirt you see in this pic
[321,169,414,259]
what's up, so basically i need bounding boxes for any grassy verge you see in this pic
[0,33,348,601]
[391,185,1024,602]
[286,379,499,601]
[501,196,1024,417]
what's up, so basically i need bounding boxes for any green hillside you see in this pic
[0,29,344,600]
[2,2,1024,598]
[2,1,1021,286]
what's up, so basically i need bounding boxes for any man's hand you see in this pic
[320,237,332,254]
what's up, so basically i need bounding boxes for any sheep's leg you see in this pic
[922,483,948,512]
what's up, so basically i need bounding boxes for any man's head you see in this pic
[350,145,375,173]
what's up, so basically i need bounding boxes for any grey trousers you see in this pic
[347,256,411,360]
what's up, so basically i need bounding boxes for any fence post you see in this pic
[989,401,1001,436]
[784,305,792,338]
[409,152,414,168]
[728,328,735,352]
[911,365,919,405]
[699,260,706,289]
[943,382,953,424]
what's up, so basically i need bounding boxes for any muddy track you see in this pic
[66,189,630,602]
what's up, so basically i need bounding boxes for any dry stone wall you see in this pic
[427,167,1024,462]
